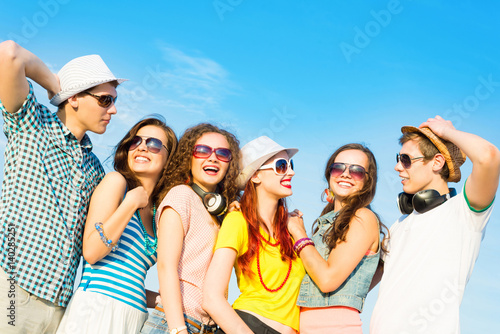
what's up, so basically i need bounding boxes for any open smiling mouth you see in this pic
[203,166,220,175]
[281,179,292,188]
[134,156,150,162]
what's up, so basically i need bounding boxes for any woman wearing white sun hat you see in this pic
[203,136,305,334]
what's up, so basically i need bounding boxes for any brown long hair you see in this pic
[113,116,178,206]
[316,143,388,254]
[237,177,296,277]
[156,123,241,216]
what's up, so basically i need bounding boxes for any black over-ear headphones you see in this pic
[191,183,227,216]
[397,188,457,215]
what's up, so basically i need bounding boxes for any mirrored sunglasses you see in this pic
[192,145,232,162]
[129,136,167,154]
[329,162,367,181]
[84,92,117,108]
[396,153,425,169]
[259,158,294,175]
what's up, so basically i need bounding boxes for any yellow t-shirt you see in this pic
[216,211,305,331]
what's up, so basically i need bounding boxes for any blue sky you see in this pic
[1,1,499,332]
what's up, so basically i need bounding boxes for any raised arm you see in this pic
[288,208,379,293]
[420,115,500,210]
[0,41,59,113]
[202,248,253,334]
[156,207,189,333]
[82,172,148,264]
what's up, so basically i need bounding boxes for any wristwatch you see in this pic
[170,326,187,334]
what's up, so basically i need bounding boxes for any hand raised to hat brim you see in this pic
[419,115,500,213]
[418,115,456,140]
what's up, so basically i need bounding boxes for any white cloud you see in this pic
[153,43,236,115]
[111,44,237,127]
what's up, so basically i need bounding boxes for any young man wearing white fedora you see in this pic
[370,115,500,333]
[0,40,127,333]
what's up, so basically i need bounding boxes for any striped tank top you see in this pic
[79,212,157,312]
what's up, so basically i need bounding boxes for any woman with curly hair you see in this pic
[141,123,240,334]
[57,117,177,333]
[203,136,305,334]
[287,143,387,334]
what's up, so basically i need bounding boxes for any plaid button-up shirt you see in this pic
[0,81,104,306]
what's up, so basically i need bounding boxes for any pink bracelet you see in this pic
[296,240,314,256]
[293,238,310,252]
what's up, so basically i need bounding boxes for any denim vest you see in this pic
[297,210,380,312]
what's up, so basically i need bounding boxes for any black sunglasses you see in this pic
[129,136,167,154]
[329,162,368,181]
[193,145,232,162]
[84,92,117,108]
[396,153,425,169]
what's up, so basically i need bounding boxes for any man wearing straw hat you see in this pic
[0,41,127,333]
[370,115,500,333]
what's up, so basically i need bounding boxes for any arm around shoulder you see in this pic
[299,208,379,293]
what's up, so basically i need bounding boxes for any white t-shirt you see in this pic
[370,188,494,334]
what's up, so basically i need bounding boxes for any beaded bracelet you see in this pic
[293,237,315,256]
[296,240,314,256]
[293,238,310,252]
[95,222,119,252]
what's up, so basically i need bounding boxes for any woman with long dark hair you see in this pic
[203,136,305,334]
[57,117,177,333]
[287,143,387,333]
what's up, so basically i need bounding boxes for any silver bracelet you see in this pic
[95,222,119,252]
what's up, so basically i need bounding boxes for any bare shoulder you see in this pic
[102,171,127,184]
[94,172,127,193]
[352,207,378,229]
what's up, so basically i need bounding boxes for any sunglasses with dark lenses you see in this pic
[192,145,232,162]
[396,153,425,169]
[259,158,294,175]
[84,92,117,108]
[129,136,167,154]
[329,162,368,181]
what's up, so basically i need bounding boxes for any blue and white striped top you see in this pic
[79,212,157,312]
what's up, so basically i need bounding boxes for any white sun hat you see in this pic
[236,136,298,190]
[50,55,128,106]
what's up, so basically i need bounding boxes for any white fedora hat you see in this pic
[50,55,127,106]
[236,136,298,189]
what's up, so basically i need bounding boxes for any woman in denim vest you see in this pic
[287,143,387,333]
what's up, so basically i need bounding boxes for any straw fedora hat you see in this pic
[401,126,466,182]
[236,136,298,190]
[50,55,127,106]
